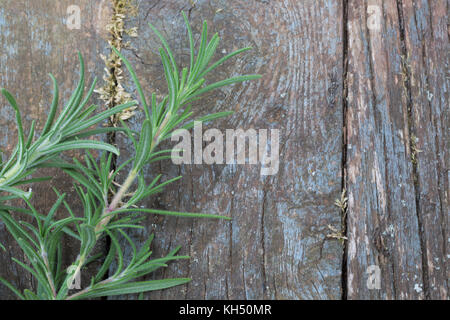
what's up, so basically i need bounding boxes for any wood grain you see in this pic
[0,0,447,300]
[399,0,448,299]
[345,0,448,300]
[345,0,423,299]
[112,0,344,300]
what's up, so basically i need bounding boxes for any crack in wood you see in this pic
[396,0,429,299]
[341,0,350,301]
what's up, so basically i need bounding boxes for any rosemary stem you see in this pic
[41,247,57,299]
[108,169,138,212]
[0,161,22,185]
[94,169,138,235]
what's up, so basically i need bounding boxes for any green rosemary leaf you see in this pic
[18,221,42,241]
[43,193,66,234]
[107,158,134,188]
[187,74,262,102]
[137,255,190,272]
[159,48,177,112]
[112,207,231,220]
[105,229,124,277]
[83,252,103,267]
[0,195,20,202]
[84,151,101,176]
[0,186,32,200]
[151,93,158,126]
[0,146,18,176]
[23,289,40,300]
[172,111,233,134]
[72,278,191,300]
[197,47,253,79]
[42,73,59,135]
[119,119,138,149]
[111,46,150,119]
[130,263,168,278]
[200,33,220,73]
[137,175,183,200]
[60,77,98,130]
[47,218,83,247]
[179,79,205,104]
[133,119,152,171]
[42,140,120,156]
[12,257,52,298]
[53,241,63,286]
[63,101,137,137]
[11,176,52,186]
[163,106,193,135]
[107,224,145,230]
[79,224,97,259]
[71,104,97,123]
[64,166,104,202]
[148,22,179,89]
[94,239,117,282]
[148,155,178,163]
[69,126,130,140]
[117,229,137,267]
[22,199,43,235]
[190,20,208,84]
[179,67,188,93]
[125,175,146,207]
[182,11,195,75]
[53,52,85,129]
[0,277,25,300]
[1,88,25,158]
[25,120,36,149]
[135,233,154,261]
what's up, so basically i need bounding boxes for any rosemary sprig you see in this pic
[0,53,136,200]
[0,12,260,300]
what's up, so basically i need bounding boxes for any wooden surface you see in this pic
[0,0,448,300]
[345,0,448,300]
[346,0,423,299]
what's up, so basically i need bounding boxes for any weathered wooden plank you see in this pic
[399,0,448,299]
[0,0,446,301]
[345,0,424,299]
[0,0,110,299]
[114,0,344,299]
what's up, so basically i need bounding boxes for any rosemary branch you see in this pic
[0,12,260,300]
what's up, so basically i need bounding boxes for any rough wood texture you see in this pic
[345,0,423,299]
[0,0,447,300]
[345,0,447,299]
[400,0,448,299]
[0,0,110,299]
[113,0,344,299]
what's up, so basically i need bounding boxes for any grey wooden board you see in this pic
[111,0,344,300]
[400,0,448,299]
[0,0,447,300]
[344,0,448,300]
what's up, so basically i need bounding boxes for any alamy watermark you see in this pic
[367,5,381,31]
[171,122,280,176]
[66,5,81,30]
[366,265,381,290]
[66,264,81,290]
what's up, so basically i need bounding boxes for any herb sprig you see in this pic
[0,53,136,200]
[0,12,260,300]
